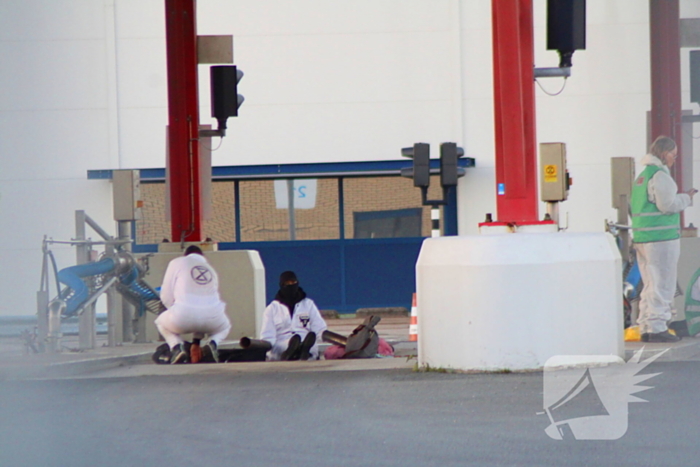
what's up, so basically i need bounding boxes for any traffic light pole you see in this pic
[419,186,450,207]
[431,207,441,238]
[649,0,682,185]
[165,0,202,243]
[491,0,539,224]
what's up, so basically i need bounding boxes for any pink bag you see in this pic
[323,338,394,360]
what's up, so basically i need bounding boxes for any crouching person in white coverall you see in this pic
[154,245,231,363]
[631,136,697,343]
[260,271,327,361]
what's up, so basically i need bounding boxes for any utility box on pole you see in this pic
[540,143,570,202]
[112,169,142,222]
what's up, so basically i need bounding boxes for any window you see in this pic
[343,176,443,238]
[136,181,237,244]
[135,173,447,245]
[239,178,340,241]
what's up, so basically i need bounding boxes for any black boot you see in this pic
[281,334,302,361]
[645,330,680,343]
[299,332,317,361]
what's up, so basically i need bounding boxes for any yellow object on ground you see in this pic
[624,326,676,341]
[624,326,641,342]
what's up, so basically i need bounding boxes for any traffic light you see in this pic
[439,142,464,187]
[210,65,244,131]
[547,0,586,68]
[401,143,431,188]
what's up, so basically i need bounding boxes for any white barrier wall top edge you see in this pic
[418,232,621,267]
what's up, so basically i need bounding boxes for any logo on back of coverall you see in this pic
[191,266,213,285]
[299,314,310,328]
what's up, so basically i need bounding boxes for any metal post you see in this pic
[491,0,539,223]
[36,250,49,347]
[616,195,630,263]
[682,110,694,218]
[546,202,560,226]
[47,300,64,353]
[650,0,682,187]
[76,210,96,350]
[105,241,122,347]
[36,290,49,351]
[431,207,441,238]
[135,308,148,344]
[165,0,202,243]
[119,221,135,342]
[287,179,296,240]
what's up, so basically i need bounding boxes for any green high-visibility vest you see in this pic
[630,165,680,243]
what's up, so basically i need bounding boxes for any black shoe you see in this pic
[281,334,302,361]
[170,343,189,364]
[646,331,681,343]
[641,333,650,342]
[299,332,316,361]
[152,343,171,365]
[205,340,219,363]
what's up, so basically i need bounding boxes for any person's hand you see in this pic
[688,188,698,199]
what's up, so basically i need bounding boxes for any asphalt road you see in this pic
[1,361,698,467]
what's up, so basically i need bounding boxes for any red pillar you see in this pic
[649,0,682,188]
[491,0,539,224]
[165,0,202,242]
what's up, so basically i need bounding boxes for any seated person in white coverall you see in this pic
[260,271,327,361]
[154,245,231,363]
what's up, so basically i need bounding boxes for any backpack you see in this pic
[343,315,381,359]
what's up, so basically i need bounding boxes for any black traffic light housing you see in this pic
[547,0,586,68]
[207,65,244,136]
[401,143,431,188]
[401,142,465,206]
[439,142,465,187]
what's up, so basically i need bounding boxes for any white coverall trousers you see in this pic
[635,238,680,334]
[154,301,230,349]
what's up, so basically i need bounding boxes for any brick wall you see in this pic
[136,175,444,244]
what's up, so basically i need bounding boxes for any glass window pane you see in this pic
[239,178,339,241]
[343,175,443,239]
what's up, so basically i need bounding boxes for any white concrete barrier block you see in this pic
[416,232,623,371]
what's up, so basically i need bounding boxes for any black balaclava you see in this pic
[275,270,306,317]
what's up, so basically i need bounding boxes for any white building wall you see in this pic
[459,0,700,235]
[0,0,698,316]
[0,0,117,317]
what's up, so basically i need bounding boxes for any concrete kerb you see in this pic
[0,341,418,381]
[625,337,700,362]
[0,351,154,381]
[3,335,698,381]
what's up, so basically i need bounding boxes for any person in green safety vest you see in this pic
[630,136,697,342]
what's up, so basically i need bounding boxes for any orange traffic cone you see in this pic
[409,293,418,342]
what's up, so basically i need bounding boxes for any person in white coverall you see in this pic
[631,136,697,343]
[154,245,230,363]
[260,271,327,361]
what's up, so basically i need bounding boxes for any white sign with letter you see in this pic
[274,179,317,209]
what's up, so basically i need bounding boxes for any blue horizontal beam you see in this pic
[87,158,476,181]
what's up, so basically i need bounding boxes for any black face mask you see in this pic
[280,284,299,299]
